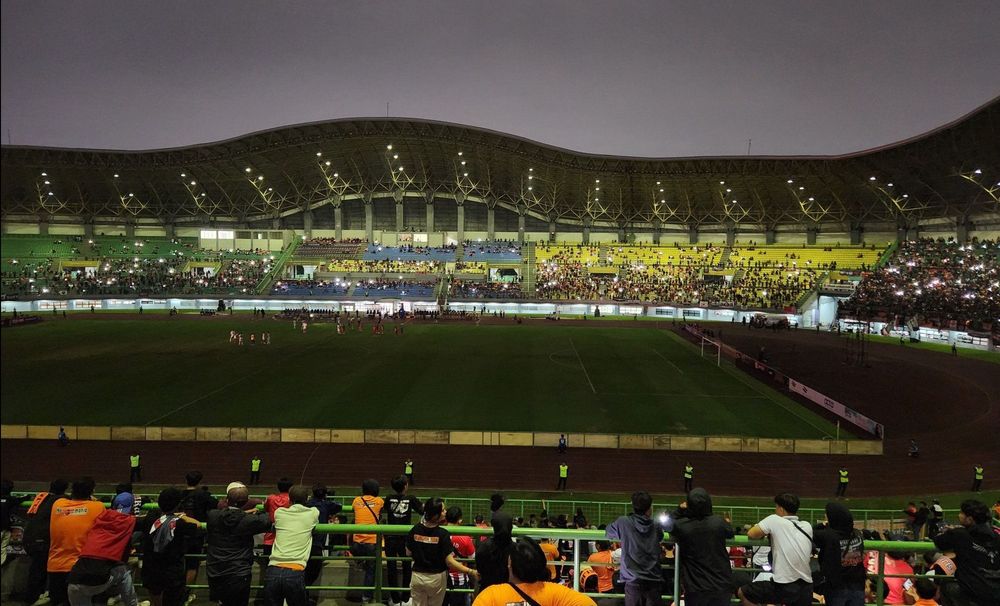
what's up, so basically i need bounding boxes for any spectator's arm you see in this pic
[605,520,620,541]
[746,524,766,540]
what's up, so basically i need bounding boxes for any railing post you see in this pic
[572,538,581,592]
[672,542,681,603]
[875,550,885,606]
[374,531,384,604]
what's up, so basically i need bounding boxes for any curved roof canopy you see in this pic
[2,97,998,227]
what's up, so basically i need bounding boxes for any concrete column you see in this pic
[487,205,496,240]
[652,219,661,245]
[582,217,592,244]
[850,224,862,245]
[425,192,435,234]
[84,223,95,239]
[956,220,970,243]
[517,211,526,245]
[456,202,465,243]
[364,199,374,242]
[395,191,405,233]
[765,229,777,244]
[725,227,736,247]
[806,227,818,245]
[271,217,281,230]
[163,223,175,239]
[303,207,313,239]
[548,220,556,243]
[334,205,343,240]
[688,225,698,244]
[125,223,136,238]
[617,227,626,243]
[39,221,50,236]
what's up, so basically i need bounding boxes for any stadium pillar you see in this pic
[806,227,818,245]
[956,219,970,243]
[652,219,661,245]
[163,223,174,239]
[549,219,556,243]
[688,225,698,244]
[456,196,465,242]
[765,229,777,244]
[84,223,95,239]
[582,217,592,244]
[850,224,862,245]
[487,204,496,240]
[364,196,374,241]
[617,226,626,243]
[272,216,281,230]
[425,191,434,234]
[334,200,343,240]
[39,220,49,236]
[725,227,736,247]
[303,207,313,239]
[518,208,526,245]
[395,191,405,233]
[125,223,135,238]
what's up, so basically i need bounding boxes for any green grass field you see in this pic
[1,318,846,438]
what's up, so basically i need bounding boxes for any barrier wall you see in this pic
[0,424,881,454]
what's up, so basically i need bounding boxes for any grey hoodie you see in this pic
[607,512,665,583]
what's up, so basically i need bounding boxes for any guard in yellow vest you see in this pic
[404,458,414,485]
[557,463,569,490]
[683,462,694,493]
[129,453,141,482]
[250,456,262,485]
[836,466,849,497]
[972,464,983,492]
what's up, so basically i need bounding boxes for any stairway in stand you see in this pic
[523,242,537,295]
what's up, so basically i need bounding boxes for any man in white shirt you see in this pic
[264,485,319,606]
[738,493,813,606]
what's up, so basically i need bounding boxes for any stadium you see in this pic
[2,3,1000,606]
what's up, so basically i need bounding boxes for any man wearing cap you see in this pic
[207,482,272,606]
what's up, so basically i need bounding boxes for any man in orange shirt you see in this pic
[472,537,595,606]
[47,478,105,606]
[539,537,562,581]
[587,540,616,594]
[351,479,384,603]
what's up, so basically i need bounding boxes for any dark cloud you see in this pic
[2,0,998,156]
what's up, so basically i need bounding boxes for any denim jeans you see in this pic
[264,566,307,606]
[351,542,377,600]
[624,581,663,606]
[823,588,865,606]
[68,564,138,606]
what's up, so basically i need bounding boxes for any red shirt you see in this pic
[264,493,290,546]
[449,533,476,584]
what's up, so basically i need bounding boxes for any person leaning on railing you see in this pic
[472,537,595,606]
[931,499,1000,606]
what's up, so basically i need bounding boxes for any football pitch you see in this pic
[1,318,846,439]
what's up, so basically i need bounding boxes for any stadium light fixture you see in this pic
[659,188,664,192]
[974,169,982,174]
[41,172,47,176]
[44,180,50,185]
[333,173,339,177]
[245,167,252,173]
[527,186,533,191]
[398,166,404,171]
[463,172,468,177]
[719,180,725,185]
[528,175,534,180]
[799,186,805,191]
[461,161,466,165]
[902,194,909,198]
[113,174,119,178]
[529,168,533,172]
[48,192,53,196]
[595,187,600,191]
[325,160,331,166]
[257,175,264,181]
[387,144,393,150]
[267,187,273,192]
[787,179,793,184]
[316,152,322,157]
[887,183,894,187]
[458,151,463,156]
[190,181,196,186]
[393,154,399,159]
[808,197,815,201]
[656,181,661,185]
[869,176,877,181]
[726,188,731,193]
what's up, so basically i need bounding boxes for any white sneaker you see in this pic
[107,597,121,606]
[32,595,51,606]
[184,592,197,605]
[138,602,151,606]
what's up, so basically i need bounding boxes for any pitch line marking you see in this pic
[569,337,597,394]
[651,346,685,374]
[144,373,255,426]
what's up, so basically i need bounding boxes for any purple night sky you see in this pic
[2,0,998,156]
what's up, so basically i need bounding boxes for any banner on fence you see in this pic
[788,379,884,437]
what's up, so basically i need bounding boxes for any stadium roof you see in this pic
[2,96,998,228]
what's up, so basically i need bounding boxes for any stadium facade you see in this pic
[2,98,998,246]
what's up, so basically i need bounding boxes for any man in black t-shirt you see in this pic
[933,499,1000,606]
[386,475,424,604]
[406,498,478,606]
[139,487,202,606]
[179,471,219,591]
[22,479,69,605]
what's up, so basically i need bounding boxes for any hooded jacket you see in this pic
[475,512,514,591]
[607,511,665,583]
[812,502,865,593]
[666,488,735,593]
[933,521,1000,603]
[206,506,272,578]
[67,510,136,587]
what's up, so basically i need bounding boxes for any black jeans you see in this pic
[250,470,261,485]
[624,580,663,606]
[48,572,70,606]
[130,466,142,482]
[25,545,50,605]
[209,574,253,606]
[351,542,377,600]
[385,537,412,603]
[684,591,731,606]
[557,477,567,490]
[264,566,307,606]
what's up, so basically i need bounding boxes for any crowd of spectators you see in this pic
[448,280,523,299]
[5,475,998,606]
[354,279,438,298]
[297,238,367,258]
[322,259,441,274]
[840,238,1000,329]
[462,240,522,261]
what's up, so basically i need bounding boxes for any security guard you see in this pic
[972,464,983,492]
[404,458,414,485]
[683,462,694,493]
[250,456,262,485]
[129,453,141,482]
[836,466,849,497]
[557,462,569,490]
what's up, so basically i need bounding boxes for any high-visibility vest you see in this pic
[405,461,413,474]
[251,458,261,472]
[559,464,569,478]
[130,455,140,468]
[684,465,694,479]
[974,466,984,480]
[839,469,849,483]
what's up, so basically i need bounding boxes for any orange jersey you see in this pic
[587,550,615,593]
[540,541,561,580]
[351,496,384,544]
[473,581,596,606]
[48,498,105,572]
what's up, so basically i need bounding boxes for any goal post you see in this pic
[700,335,721,366]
